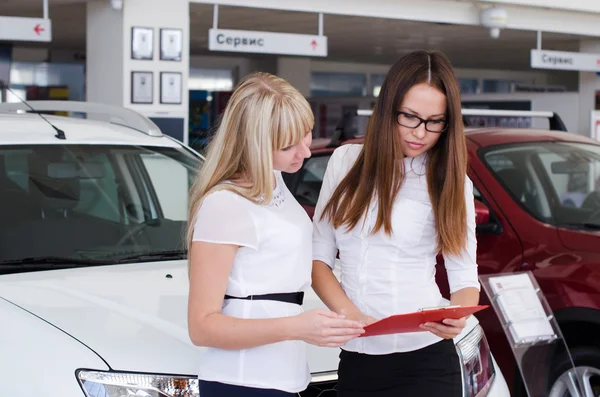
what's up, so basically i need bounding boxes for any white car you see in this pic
[0,101,509,397]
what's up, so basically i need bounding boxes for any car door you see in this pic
[435,140,525,384]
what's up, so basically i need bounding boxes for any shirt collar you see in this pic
[403,153,428,174]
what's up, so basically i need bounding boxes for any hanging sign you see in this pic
[0,17,52,42]
[531,49,600,72]
[209,28,327,57]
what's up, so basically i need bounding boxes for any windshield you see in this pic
[482,141,600,229]
[0,144,201,274]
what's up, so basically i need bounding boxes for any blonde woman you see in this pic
[187,72,364,397]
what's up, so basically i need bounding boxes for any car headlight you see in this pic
[77,370,199,397]
[456,324,495,397]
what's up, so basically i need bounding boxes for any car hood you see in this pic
[0,261,339,376]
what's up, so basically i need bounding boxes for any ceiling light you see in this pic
[480,7,508,39]
[109,0,123,11]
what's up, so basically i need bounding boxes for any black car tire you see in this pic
[548,347,600,397]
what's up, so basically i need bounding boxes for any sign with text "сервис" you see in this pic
[531,49,600,72]
[208,29,327,57]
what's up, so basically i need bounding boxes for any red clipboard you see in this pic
[360,305,489,337]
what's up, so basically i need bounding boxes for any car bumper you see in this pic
[486,355,511,397]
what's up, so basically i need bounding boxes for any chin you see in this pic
[285,163,303,174]
[403,148,427,158]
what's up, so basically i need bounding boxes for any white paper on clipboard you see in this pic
[489,273,556,344]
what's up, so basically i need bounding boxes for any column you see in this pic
[87,0,190,144]
[578,39,600,138]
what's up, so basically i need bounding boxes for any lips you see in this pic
[406,141,425,150]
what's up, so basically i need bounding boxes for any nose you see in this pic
[301,140,311,159]
[412,123,427,140]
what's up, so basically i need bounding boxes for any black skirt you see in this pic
[198,380,295,397]
[337,339,463,397]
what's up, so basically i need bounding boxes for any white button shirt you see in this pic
[313,144,480,355]
[192,172,312,392]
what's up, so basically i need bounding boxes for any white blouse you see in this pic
[192,172,313,392]
[313,144,480,355]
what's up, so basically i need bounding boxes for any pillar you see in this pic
[578,39,600,137]
[87,0,190,144]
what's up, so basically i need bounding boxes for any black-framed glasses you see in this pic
[395,111,449,133]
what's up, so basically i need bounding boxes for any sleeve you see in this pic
[312,146,349,270]
[192,191,259,250]
[443,176,481,293]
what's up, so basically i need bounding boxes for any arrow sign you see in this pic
[34,24,45,36]
[209,29,327,57]
[0,16,52,42]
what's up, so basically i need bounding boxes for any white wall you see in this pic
[122,0,190,116]
[578,40,600,140]
[86,2,123,107]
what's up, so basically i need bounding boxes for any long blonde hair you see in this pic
[186,72,314,261]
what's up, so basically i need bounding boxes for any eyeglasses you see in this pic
[395,111,448,133]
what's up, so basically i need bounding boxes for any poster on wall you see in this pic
[160,72,182,104]
[131,27,154,60]
[131,71,153,104]
[160,28,183,61]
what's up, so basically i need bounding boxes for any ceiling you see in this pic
[0,0,584,70]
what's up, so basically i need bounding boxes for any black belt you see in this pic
[224,291,304,305]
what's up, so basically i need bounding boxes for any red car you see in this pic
[283,109,600,396]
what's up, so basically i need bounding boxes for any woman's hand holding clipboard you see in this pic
[359,305,489,338]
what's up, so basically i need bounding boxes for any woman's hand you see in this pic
[342,310,378,327]
[420,317,467,339]
[292,309,365,347]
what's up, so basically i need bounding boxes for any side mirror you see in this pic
[474,199,490,225]
[474,199,501,234]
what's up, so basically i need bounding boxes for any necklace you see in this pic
[269,187,286,207]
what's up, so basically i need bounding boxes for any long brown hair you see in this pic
[321,50,468,256]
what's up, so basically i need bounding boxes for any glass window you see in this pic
[473,185,482,201]
[141,152,191,221]
[9,61,85,101]
[310,72,366,97]
[294,155,331,206]
[482,142,600,229]
[371,73,386,97]
[482,79,514,93]
[188,68,234,91]
[459,78,479,95]
[0,144,201,271]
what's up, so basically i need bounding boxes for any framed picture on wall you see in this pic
[131,26,154,60]
[131,71,153,104]
[160,71,182,104]
[160,28,183,61]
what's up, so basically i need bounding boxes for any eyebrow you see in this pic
[402,107,446,118]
